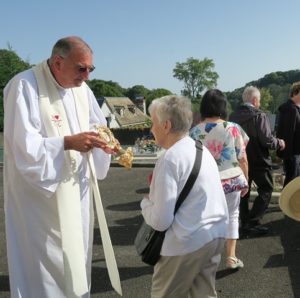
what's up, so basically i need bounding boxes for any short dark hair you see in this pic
[200,89,228,120]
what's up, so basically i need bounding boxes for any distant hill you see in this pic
[248,70,300,88]
[226,69,300,113]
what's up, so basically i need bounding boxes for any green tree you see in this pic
[145,88,172,108]
[248,70,300,88]
[0,48,31,95]
[268,83,290,113]
[87,79,125,98]
[173,57,219,101]
[0,48,31,131]
[225,88,243,112]
[260,88,273,112]
[126,85,150,101]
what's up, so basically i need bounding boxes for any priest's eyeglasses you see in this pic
[58,55,95,73]
[77,65,96,73]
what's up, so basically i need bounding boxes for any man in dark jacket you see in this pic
[230,86,285,235]
[276,82,300,186]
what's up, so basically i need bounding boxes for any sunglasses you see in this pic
[77,65,96,73]
[58,55,95,73]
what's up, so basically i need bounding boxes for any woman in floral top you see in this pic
[190,89,249,270]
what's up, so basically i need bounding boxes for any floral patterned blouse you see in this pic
[190,121,249,175]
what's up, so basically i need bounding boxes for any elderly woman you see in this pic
[190,89,249,270]
[141,95,228,298]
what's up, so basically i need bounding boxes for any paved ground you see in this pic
[1,165,300,298]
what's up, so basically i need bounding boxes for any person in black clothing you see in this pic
[276,82,300,186]
[230,86,285,235]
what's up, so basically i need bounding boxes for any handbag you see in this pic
[221,173,248,194]
[134,141,203,266]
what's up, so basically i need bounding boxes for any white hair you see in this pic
[148,95,193,133]
[242,86,260,103]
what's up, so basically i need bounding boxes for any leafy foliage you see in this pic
[173,57,219,101]
[0,49,31,93]
[145,88,172,108]
[126,85,150,101]
[86,79,126,98]
[260,88,273,112]
[247,70,300,88]
[0,49,31,131]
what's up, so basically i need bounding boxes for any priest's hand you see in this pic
[64,132,113,153]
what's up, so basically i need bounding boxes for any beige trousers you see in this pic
[151,238,225,298]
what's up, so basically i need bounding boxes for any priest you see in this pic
[3,36,122,297]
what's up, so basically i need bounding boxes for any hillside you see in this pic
[226,69,300,113]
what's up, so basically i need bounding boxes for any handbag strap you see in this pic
[174,140,203,214]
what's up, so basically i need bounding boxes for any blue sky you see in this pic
[1,0,299,94]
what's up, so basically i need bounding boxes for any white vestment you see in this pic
[3,63,111,298]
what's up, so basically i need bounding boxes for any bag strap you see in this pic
[174,140,203,214]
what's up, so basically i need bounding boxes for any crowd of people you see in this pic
[3,35,300,297]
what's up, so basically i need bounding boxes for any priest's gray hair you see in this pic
[242,86,261,103]
[50,36,93,61]
[149,95,193,133]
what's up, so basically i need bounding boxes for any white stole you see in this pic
[33,61,122,297]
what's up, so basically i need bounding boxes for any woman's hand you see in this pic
[241,187,249,198]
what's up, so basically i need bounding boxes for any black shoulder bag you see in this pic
[134,141,203,266]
